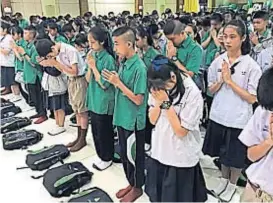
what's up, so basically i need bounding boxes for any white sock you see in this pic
[220,182,237,202]
[93,158,112,171]
[213,178,229,195]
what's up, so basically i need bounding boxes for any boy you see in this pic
[35,39,89,152]
[62,23,76,46]
[102,26,147,202]
[47,22,67,43]
[239,68,273,202]
[17,25,47,124]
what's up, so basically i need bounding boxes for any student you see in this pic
[239,68,273,202]
[150,23,167,56]
[135,25,159,68]
[10,26,28,102]
[74,33,89,60]
[102,26,147,202]
[250,11,272,60]
[202,20,262,202]
[257,44,273,72]
[0,22,21,101]
[85,25,116,171]
[47,22,68,43]
[163,20,202,85]
[35,39,89,152]
[14,12,29,30]
[145,55,207,202]
[62,23,76,46]
[16,25,48,124]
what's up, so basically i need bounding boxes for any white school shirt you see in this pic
[0,34,15,67]
[239,106,273,196]
[56,43,86,76]
[257,46,273,73]
[149,75,204,167]
[208,53,262,129]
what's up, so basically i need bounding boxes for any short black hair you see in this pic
[253,11,269,21]
[48,22,58,30]
[35,39,55,57]
[210,13,223,23]
[257,68,273,110]
[74,33,87,47]
[10,26,23,36]
[163,20,186,35]
[24,25,37,37]
[112,26,136,44]
[62,23,74,33]
[0,22,11,32]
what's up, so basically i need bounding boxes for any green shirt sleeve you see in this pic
[201,32,209,43]
[186,46,202,74]
[133,65,147,95]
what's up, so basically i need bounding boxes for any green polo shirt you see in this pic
[201,31,217,66]
[19,19,29,29]
[86,50,117,115]
[113,54,148,131]
[143,47,159,68]
[177,36,202,74]
[55,35,68,43]
[67,36,76,46]
[15,39,27,72]
[23,42,43,84]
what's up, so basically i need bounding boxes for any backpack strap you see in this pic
[31,174,44,179]
[16,166,29,170]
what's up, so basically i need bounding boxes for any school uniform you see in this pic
[145,75,207,202]
[54,34,68,43]
[257,46,273,73]
[239,106,273,202]
[113,54,148,188]
[86,50,116,162]
[202,53,262,168]
[251,29,272,60]
[0,34,15,87]
[23,41,46,116]
[57,43,88,113]
[201,31,217,67]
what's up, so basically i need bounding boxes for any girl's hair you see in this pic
[1,22,11,34]
[224,19,251,55]
[75,33,88,47]
[136,25,153,46]
[10,26,23,36]
[89,25,114,58]
[148,55,186,105]
[186,24,201,44]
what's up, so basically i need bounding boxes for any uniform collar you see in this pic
[143,47,154,58]
[179,36,192,49]
[222,52,244,66]
[94,49,107,60]
[123,54,138,70]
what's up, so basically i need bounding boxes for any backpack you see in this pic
[68,187,113,202]
[17,144,70,171]
[0,100,14,108]
[2,129,43,150]
[1,117,32,133]
[1,106,22,118]
[41,162,93,198]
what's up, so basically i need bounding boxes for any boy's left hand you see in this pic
[102,69,121,87]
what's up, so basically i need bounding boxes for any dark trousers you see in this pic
[117,126,145,188]
[26,77,46,116]
[90,111,114,162]
[19,84,29,102]
[145,107,154,145]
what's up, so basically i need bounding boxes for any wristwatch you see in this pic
[22,53,27,57]
[160,101,172,110]
[171,56,178,62]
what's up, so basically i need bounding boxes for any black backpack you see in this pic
[42,162,93,198]
[17,144,70,171]
[2,129,43,150]
[1,117,32,133]
[0,100,14,108]
[1,106,22,118]
[68,187,113,202]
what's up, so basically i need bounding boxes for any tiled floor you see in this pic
[0,95,243,202]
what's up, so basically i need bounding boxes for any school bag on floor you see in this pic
[2,129,43,150]
[17,144,70,171]
[68,187,113,202]
[41,162,93,198]
[1,106,22,118]
[0,100,14,108]
[1,117,32,133]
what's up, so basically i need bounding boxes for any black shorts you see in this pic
[145,158,207,202]
[202,120,247,168]
[1,66,16,87]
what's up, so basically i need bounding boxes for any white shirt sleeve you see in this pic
[67,49,79,66]
[247,62,262,96]
[179,89,203,131]
[208,59,219,87]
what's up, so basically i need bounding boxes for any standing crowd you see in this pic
[1,7,273,202]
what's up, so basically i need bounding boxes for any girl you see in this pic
[86,25,116,170]
[10,26,28,102]
[0,22,21,101]
[202,20,262,202]
[145,55,207,202]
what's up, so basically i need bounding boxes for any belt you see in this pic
[248,180,273,202]
[69,75,85,79]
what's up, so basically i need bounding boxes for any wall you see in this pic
[88,0,135,16]
[56,0,80,17]
[143,0,156,14]
[11,0,42,18]
[143,0,177,15]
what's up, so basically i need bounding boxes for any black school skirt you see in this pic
[202,120,247,168]
[44,92,66,111]
[1,66,16,87]
[145,158,207,202]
